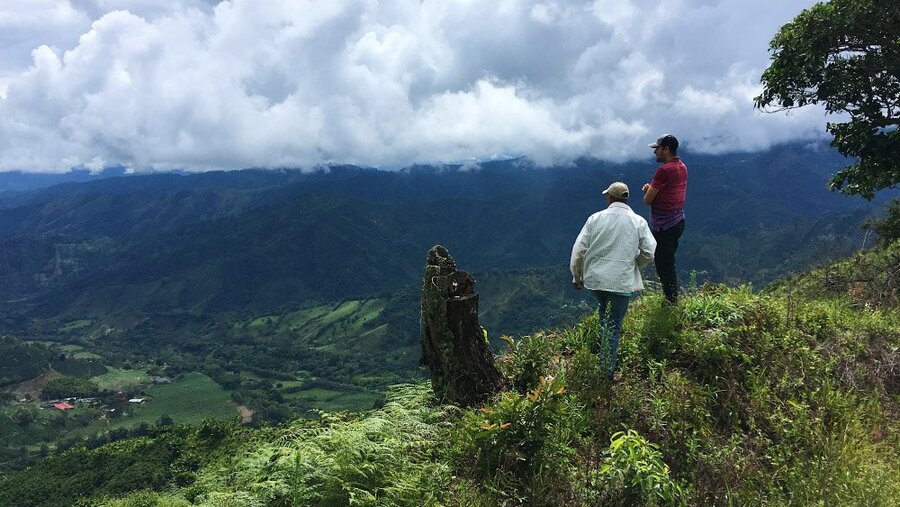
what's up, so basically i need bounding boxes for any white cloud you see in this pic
[0,0,84,26]
[0,0,826,172]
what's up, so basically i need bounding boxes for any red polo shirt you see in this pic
[649,157,687,231]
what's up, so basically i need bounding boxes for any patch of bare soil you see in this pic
[234,404,254,424]
[10,371,59,400]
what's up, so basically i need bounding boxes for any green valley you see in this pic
[0,266,597,470]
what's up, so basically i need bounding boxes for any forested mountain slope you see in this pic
[0,143,885,320]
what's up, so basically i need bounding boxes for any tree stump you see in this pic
[420,245,506,406]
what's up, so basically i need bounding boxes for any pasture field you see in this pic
[240,299,386,346]
[108,372,237,428]
[92,368,150,391]
[281,385,381,413]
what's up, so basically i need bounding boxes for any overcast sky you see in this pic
[0,0,826,172]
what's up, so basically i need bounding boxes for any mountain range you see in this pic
[0,143,886,322]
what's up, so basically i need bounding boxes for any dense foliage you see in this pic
[3,243,896,506]
[0,420,254,507]
[41,376,100,400]
[756,0,900,198]
[865,198,900,247]
[0,336,51,387]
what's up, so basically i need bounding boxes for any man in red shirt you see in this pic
[642,134,687,303]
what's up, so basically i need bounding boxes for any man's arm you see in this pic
[570,222,590,290]
[636,221,657,268]
[642,183,660,205]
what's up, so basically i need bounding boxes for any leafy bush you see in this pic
[461,375,571,473]
[496,332,556,393]
[454,374,585,504]
[0,434,191,507]
[771,238,899,308]
[593,429,684,506]
[863,199,900,246]
[451,268,899,505]
[102,491,192,507]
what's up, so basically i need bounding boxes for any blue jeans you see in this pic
[592,290,631,376]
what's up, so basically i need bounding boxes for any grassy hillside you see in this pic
[2,242,897,506]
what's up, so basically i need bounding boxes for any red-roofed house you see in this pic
[53,402,75,410]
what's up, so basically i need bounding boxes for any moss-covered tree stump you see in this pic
[420,245,506,406]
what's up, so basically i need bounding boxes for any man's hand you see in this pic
[642,183,650,192]
[572,280,583,290]
[643,184,659,205]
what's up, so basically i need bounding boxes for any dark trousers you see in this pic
[652,220,684,303]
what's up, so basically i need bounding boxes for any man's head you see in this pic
[650,134,678,162]
[602,181,629,204]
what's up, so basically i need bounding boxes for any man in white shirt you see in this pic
[570,182,657,379]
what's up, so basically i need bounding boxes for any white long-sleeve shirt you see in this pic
[570,202,657,293]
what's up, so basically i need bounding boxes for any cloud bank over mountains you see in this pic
[0,0,826,172]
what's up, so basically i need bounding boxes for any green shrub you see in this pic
[99,491,192,507]
[623,296,679,366]
[497,332,557,393]
[592,429,684,506]
[455,374,586,504]
[863,198,900,246]
[679,288,745,329]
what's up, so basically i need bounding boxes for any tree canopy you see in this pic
[755,0,900,199]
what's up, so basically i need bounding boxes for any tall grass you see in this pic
[451,278,899,505]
